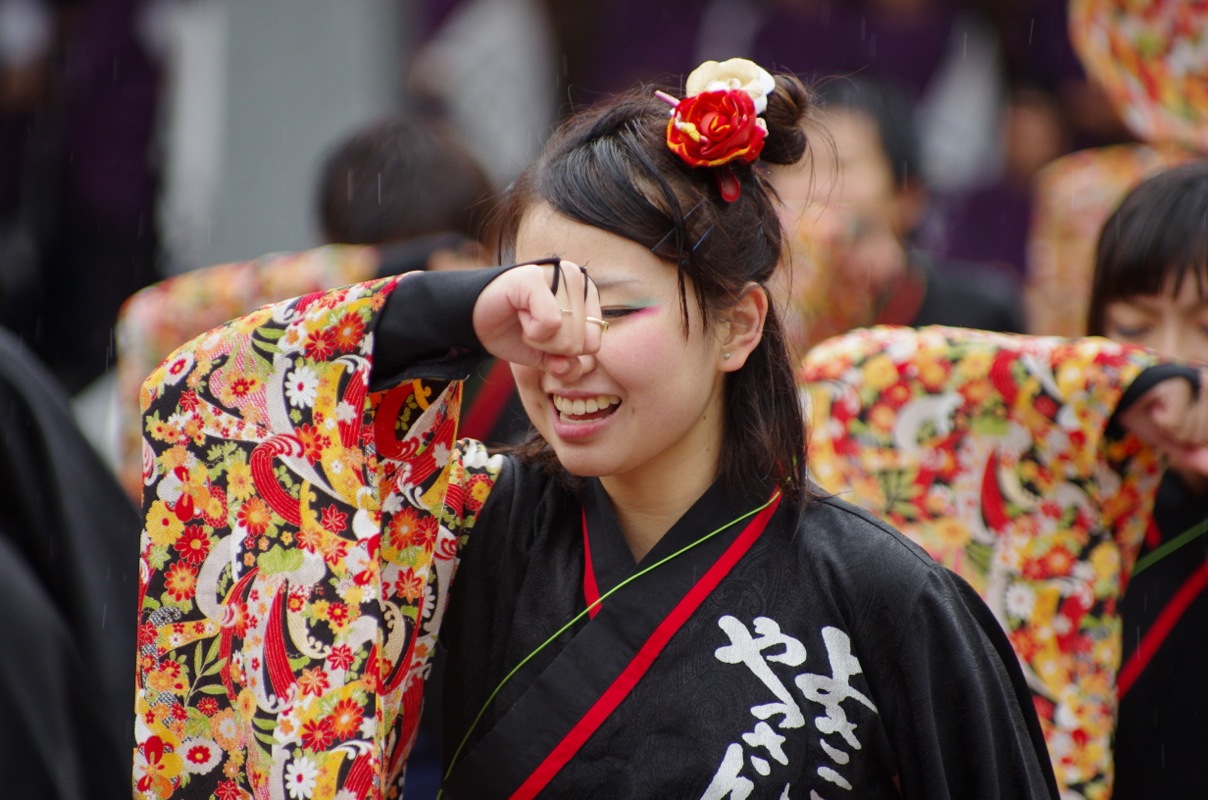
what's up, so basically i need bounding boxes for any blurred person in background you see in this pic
[932,0,1122,282]
[0,325,138,800]
[0,0,165,393]
[1024,0,1206,336]
[768,73,1024,359]
[314,115,494,275]
[935,84,1069,283]
[1084,160,1208,799]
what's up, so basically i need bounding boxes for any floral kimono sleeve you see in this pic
[133,274,503,800]
[800,325,1170,800]
[116,245,381,500]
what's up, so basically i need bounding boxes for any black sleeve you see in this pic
[369,265,513,390]
[883,568,1059,798]
[1111,362,1201,426]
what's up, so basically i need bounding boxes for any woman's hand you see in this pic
[1119,367,1208,476]
[472,259,605,381]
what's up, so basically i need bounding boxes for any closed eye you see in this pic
[1108,323,1153,338]
[601,306,643,319]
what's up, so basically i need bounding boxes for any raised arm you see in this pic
[134,255,603,799]
[799,324,1203,798]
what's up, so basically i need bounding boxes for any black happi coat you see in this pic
[0,328,138,800]
[1114,472,1208,799]
[437,461,1056,799]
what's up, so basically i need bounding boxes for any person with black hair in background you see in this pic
[315,115,495,275]
[133,58,1056,799]
[769,73,1025,358]
[1085,160,1208,799]
[315,114,532,453]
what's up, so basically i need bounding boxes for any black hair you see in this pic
[315,116,495,246]
[1087,159,1208,336]
[494,72,819,509]
[813,74,920,190]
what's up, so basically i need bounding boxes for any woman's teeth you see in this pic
[553,394,620,420]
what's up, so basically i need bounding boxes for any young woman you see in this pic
[133,61,1056,798]
[1085,159,1208,800]
[795,163,1208,798]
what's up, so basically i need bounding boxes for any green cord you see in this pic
[1131,517,1208,578]
[436,491,780,794]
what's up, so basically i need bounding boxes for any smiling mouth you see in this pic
[552,394,621,423]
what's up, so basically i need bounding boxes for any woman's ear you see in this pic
[719,282,768,372]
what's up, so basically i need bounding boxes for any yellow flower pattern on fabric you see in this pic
[134,276,503,799]
[801,325,1166,800]
[117,245,381,500]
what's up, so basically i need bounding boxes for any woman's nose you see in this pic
[543,351,596,382]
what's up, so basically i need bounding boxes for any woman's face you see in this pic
[510,204,731,491]
[1102,272,1208,363]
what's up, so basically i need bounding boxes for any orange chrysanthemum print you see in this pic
[330,698,363,741]
[332,312,366,353]
[237,496,272,535]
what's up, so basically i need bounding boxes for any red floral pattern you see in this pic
[800,325,1168,799]
[133,276,504,799]
[666,89,766,168]
[1070,0,1208,153]
[115,245,380,500]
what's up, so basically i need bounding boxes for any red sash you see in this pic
[441,487,781,798]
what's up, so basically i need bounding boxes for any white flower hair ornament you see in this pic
[685,58,777,115]
[656,58,777,202]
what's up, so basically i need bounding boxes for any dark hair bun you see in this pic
[759,73,812,166]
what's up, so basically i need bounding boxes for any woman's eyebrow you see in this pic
[591,276,642,292]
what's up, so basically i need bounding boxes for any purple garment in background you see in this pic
[996,0,1086,93]
[750,1,959,99]
[61,0,161,236]
[938,179,1033,282]
[561,0,708,99]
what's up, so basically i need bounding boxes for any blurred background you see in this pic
[0,0,1168,426]
[0,3,1203,798]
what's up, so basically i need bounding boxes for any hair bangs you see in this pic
[541,131,687,258]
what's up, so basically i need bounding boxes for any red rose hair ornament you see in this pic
[657,58,776,202]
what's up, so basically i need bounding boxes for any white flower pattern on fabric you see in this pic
[285,364,320,408]
[285,755,320,799]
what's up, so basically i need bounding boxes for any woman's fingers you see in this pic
[1167,368,1208,475]
[581,269,605,354]
[1154,368,1208,443]
[1123,369,1208,476]
[474,259,603,368]
[525,260,589,352]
